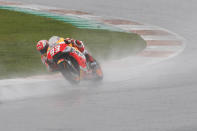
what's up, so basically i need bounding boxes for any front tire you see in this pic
[58,56,80,85]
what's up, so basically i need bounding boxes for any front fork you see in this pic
[58,58,85,80]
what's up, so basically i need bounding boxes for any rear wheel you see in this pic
[91,63,103,81]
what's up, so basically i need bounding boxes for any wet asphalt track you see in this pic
[1,0,197,131]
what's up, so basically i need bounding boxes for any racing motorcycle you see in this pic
[47,43,103,84]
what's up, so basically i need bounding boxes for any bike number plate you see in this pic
[50,45,60,56]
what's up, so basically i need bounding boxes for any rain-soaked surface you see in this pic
[1,0,197,131]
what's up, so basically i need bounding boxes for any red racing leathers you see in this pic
[40,38,95,72]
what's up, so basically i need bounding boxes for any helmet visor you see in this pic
[39,46,48,54]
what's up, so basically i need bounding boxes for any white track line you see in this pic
[8,4,58,10]
[145,45,183,51]
[141,35,180,41]
[114,25,165,30]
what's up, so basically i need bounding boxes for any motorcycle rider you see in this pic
[36,36,96,72]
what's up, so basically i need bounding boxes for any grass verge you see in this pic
[0,9,146,79]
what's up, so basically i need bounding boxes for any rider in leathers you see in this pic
[36,36,96,72]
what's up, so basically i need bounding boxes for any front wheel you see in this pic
[57,57,80,85]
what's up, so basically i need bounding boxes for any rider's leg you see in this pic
[83,50,97,68]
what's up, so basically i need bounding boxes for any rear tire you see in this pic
[92,64,103,81]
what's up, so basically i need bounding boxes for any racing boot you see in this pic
[85,53,97,69]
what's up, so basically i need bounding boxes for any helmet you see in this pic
[36,40,49,54]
